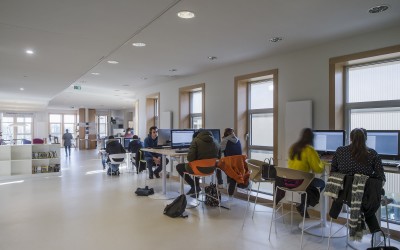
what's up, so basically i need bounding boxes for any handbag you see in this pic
[262,157,276,180]
[367,229,398,250]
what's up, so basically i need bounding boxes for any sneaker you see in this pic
[217,184,224,189]
[296,205,310,218]
[190,187,201,198]
[149,175,154,179]
[186,187,196,196]
[154,172,160,178]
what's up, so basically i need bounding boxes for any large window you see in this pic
[179,83,205,129]
[97,115,108,138]
[145,93,160,132]
[190,91,203,129]
[235,69,278,196]
[49,113,77,143]
[0,115,33,143]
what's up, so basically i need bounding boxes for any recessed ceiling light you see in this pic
[132,42,146,47]
[368,5,389,14]
[91,72,100,75]
[122,84,130,87]
[25,49,34,55]
[269,37,283,43]
[177,11,195,19]
[169,69,177,72]
[20,87,24,91]
[208,56,217,61]
[107,60,119,64]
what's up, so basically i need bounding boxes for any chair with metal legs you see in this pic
[108,153,126,175]
[269,166,315,250]
[242,159,275,228]
[183,158,220,212]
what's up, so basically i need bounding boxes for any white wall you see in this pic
[135,25,400,164]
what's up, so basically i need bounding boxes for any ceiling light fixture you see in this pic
[107,60,119,64]
[169,69,177,72]
[177,11,195,19]
[269,37,283,43]
[132,42,146,47]
[368,5,389,14]
[20,87,24,91]
[208,56,217,61]
[91,72,100,75]
[25,49,34,55]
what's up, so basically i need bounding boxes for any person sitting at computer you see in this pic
[105,135,126,175]
[330,128,385,237]
[143,126,169,179]
[128,135,143,173]
[281,128,325,218]
[176,130,220,196]
[216,128,242,195]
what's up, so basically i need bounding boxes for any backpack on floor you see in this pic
[163,194,188,218]
[204,182,221,207]
[135,186,154,196]
[107,168,119,175]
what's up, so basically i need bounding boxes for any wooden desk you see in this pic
[141,148,187,199]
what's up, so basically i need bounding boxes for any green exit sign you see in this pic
[73,85,81,90]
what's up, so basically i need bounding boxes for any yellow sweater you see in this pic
[288,145,324,174]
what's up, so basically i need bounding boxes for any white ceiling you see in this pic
[1,0,399,111]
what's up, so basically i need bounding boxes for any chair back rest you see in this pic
[245,159,264,181]
[139,150,146,162]
[22,139,32,144]
[188,158,218,176]
[275,166,314,191]
[109,153,126,164]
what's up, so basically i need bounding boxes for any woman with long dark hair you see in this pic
[331,128,385,180]
[288,128,325,218]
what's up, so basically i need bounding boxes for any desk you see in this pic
[141,148,187,200]
[301,162,347,237]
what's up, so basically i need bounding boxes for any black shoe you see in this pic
[154,172,160,178]
[186,187,196,196]
[188,187,201,198]
[149,175,154,179]
[296,205,310,218]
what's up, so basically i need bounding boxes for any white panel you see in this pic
[285,100,312,162]
[160,111,172,129]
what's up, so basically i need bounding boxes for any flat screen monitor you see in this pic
[124,138,134,149]
[104,138,122,148]
[170,129,195,149]
[313,130,345,154]
[158,129,171,146]
[365,130,399,160]
[199,129,221,143]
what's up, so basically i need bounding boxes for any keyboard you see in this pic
[175,149,189,153]
[382,160,400,168]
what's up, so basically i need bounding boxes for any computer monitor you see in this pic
[313,130,345,154]
[199,129,221,143]
[124,138,134,149]
[170,129,195,149]
[158,129,171,146]
[365,130,400,160]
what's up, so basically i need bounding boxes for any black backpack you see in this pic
[204,182,221,207]
[163,194,188,218]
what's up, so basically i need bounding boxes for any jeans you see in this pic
[65,145,71,156]
[216,168,237,195]
[145,157,169,177]
[176,163,199,188]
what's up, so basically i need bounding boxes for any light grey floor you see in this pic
[0,149,367,250]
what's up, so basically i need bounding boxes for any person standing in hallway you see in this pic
[62,129,73,157]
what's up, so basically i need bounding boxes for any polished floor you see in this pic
[0,149,368,250]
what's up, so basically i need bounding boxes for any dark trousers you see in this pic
[146,158,169,177]
[216,169,237,195]
[65,145,71,156]
[176,163,199,188]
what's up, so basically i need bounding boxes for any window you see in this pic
[97,115,108,138]
[179,83,205,129]
[330,45,400,227]
[49,113,77,143]
[190,91,203,129]
[145,93,160,132]
[235,69,278,195]
[0,115,33,143]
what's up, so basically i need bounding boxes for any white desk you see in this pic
[140,148,187,200]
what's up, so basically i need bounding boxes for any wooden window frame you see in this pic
[179,83,205,129]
